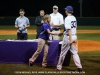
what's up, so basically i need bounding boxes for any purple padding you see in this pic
[0,40,60,66]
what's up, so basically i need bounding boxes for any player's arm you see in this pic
[58,32,63,36]
[46,29,57,35]
[15,19,19,28]
[68,29,72,44]
[25,24,30,28]
[65,18,72,44]
[35,17,42,26]
[43,23,57,35]
[15,24,19,28]
[25,18,30,28]
[43,24,57,35]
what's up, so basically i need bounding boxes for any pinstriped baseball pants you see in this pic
[57,35,82,70]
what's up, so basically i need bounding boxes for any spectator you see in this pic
[50,5,64,40]
[15,9,30,40]
[35,10,45,39]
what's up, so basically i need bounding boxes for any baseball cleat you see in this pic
[42,64,47,68]
[55,68,61,70]
[29,62,33,67]
[76,68,83,72]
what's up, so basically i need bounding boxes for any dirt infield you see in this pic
[0,30,100,35]
[0,30,100,52]
[0,30,37,35]
[78,40,100,51]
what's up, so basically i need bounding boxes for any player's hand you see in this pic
[24,26,26,29]
[41,20,44,23]
[52,32,58,35]
[58,32,63,36]
[23,25,27,29]
[54,33,58,35]
[50,22,55,27]
[69,40,73,45]
[15,25,19,28]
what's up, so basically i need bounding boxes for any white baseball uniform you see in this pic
[57,15,82,70]
[49,12,64,40]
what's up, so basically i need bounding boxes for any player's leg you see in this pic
[23,33,28,40]
[36,26,42,39]
[73,39,78,50]
[36,34,39,39]
[71,45,82,67]
[29,38,45,63]
[70,38,82,71]
[42,41,49,67]
[17,33,21,40]
[57,35,70,70]
[21,33,25,40]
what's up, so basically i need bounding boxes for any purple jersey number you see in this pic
[71,21,77,28]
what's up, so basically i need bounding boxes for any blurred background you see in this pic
[0,0,100,40]
[0,0,100,17]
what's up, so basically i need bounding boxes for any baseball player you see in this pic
[50,5,64,40]
[29,14,57,68]
[15,9,30,40]
[56,6,82,72]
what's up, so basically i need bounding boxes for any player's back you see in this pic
[65,15,77,35]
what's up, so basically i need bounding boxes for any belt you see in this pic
[52,28,61,31]
[66,34,76,36]
[18,28,26,32]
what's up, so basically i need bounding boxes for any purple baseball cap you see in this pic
[64,6,73,11]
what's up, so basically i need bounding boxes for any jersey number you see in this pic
[71,21,76,28]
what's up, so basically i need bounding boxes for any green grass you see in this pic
[77,34,100,41]
[60,34,100,41]
[61,26,100,30]
[77,26,100,30]
[0,51,100,75]
[0,26,100,30]
[0,34,36,40]
[0,26,37,30]
[0,34,100,41]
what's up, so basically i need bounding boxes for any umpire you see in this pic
[15,9,30,40]
[35,10,45,39]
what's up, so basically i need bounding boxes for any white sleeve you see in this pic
[26,18,30,24]
[50,14,53,28]
[59,15,64,24]
[65,18,71,29]
[50,14,52,23]
[15,18,18,25]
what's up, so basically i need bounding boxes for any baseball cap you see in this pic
[53,5,58,9]
[64,6,73,11]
